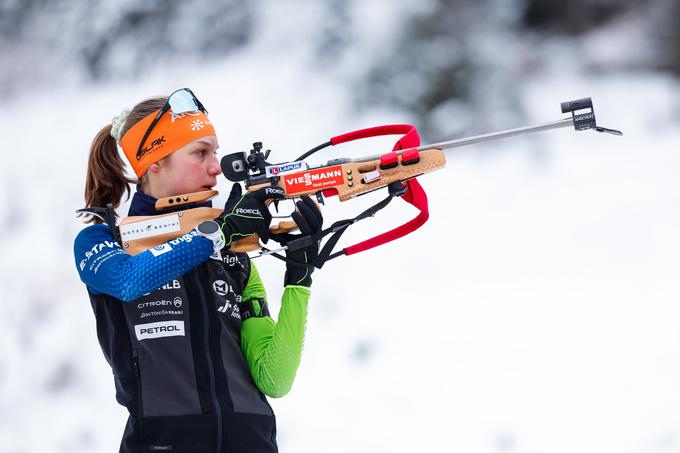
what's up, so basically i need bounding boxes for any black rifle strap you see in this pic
[267,190,397,269]
[314,192,395,268]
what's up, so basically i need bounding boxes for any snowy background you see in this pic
[1,0,679,452]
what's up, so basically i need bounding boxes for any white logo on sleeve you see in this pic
[150,243,173,256]
[79,240,120,271]
[135,321,185,340]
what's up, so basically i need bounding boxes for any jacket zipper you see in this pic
[132,355,145,432]
[192,272,224,453]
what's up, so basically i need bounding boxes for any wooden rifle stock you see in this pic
[118,148,447,255]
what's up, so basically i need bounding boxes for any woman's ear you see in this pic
[149,156,169,174]
[148,161,162,173]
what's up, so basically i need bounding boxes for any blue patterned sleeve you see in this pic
[74,224,214,302]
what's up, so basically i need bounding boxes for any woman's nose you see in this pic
[208,154,222,176]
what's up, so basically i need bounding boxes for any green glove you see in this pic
[216,184,285,246]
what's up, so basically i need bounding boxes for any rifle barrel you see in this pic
[354,117,573,162]
[421,118,573,152]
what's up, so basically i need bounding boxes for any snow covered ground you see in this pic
[1,3,679,453]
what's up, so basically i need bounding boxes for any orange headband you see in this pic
[120,109,216,178]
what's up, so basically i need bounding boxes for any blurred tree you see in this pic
[358,0,523,141]
[522,0,639,34]
[521,0,680,77]
[80,0,254,80]
[313,0,352,65]
[654,0,680,75]
[0,0,254,99]
[355,0,680,140]
[360,0,474,116]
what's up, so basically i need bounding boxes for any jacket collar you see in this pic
[128,186,212,216]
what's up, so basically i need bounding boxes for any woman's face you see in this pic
[150,135,222,197]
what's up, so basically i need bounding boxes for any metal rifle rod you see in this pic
[419,118,575,153]
[354,118,574,162]
[352,97,624,163]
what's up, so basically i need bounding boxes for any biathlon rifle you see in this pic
[80,97,621,267]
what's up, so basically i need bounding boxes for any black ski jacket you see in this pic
[78,191,278,453]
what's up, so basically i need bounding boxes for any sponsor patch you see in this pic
[135,320,185,340]
[264,187,285,197]
[284,165,344,195]
[79,240,120,271]
[120,214,181,241]
[213,280,229,296]
[235,208,261,216]
[223,254,240,267]
[265,161,306,178]
[150,243,173,256]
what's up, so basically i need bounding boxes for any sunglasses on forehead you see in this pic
[135,88,208,161]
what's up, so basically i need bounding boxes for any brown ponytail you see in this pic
[83,96,168,224]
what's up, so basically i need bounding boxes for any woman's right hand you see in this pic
[216,184,286,247]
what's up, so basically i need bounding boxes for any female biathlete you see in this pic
[73,88,322,453]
